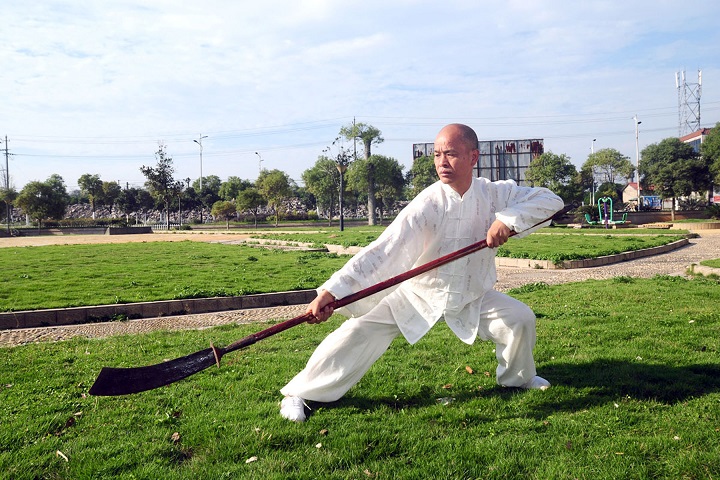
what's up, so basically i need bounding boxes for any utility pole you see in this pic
[634,115,642,202]
[194,135,208,223]
[3,136,10,234]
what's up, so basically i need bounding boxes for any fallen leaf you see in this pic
[56,450,69,462]
[565,441,572,450]
[442,384,452,389]
[315,443,322,449]
[364,469,375,477]
[484,371,491,377]
[319,429,329,436]
[171,432,181,443]
[245,456,258,464]
[465,366,474,374]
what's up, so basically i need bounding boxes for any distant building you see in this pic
[680,127,719,203]
[679,128,712,153]
[412,138,544,186]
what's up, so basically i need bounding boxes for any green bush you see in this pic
[706,203,720,219]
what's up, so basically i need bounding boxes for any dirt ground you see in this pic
[0,231,256,248]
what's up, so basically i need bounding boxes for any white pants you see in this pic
[280,290,538,403]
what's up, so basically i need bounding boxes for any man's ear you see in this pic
[471,148,479,167]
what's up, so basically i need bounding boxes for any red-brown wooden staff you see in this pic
[89,204,572,396]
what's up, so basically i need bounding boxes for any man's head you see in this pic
[433,123,479,195]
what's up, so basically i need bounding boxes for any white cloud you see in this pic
[0,0,719,190]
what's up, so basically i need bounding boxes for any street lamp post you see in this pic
[336,161,347,231]
[590,139,597,205]
[194,135,208,223]
[634,115,642,205]
[255,152,263,175]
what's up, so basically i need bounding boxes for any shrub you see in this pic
[706,203,720,219]
[678,198,707,210]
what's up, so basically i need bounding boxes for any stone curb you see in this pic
[0,289,317,331]
[495,238,690,270]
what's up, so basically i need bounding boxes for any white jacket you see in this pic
[320,177,564,345]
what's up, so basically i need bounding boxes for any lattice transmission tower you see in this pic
[675,69,702,137]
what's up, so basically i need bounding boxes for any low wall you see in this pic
[673,222,720,230]
[7,226,153,237]
[106,226,153,235]
[0,289,316,330]
[496,238,690,270]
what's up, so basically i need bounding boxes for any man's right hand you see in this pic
[306,289,336,324]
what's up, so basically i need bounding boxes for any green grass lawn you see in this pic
[700,258,720,268]
[2,276,719,479]
[250,226,686,247]
[0,242,348,311]
[0,230,688,312]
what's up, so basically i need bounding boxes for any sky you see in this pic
[2,0,719,192]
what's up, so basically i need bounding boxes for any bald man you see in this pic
[280,124,564,422]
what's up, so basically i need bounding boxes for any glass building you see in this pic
[413,138,544,186]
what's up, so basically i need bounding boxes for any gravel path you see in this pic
[2,231,719,348]
[495,231,720,291]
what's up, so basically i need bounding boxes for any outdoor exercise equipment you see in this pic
[584,197,628,227]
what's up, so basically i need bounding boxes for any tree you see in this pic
[140,144,182,228]
[640,138,711,220]
[345,155,405,224]
[583,148,635,185]
[407,155,437,198]
[193,174,221,202]
[16,175,69,228]
[77,173,103,219]
[219,176,252,201]
[302,156,341,225]
[371,155,405,222]
[101,181,122,209]
[339,121,384,225]
[525,152,582,203]
[0,186,17,228]
[115,187,141,224]
[256,169,293,226]
[236,187,266,228]
[211,200,237,230]
[700,123,720,185]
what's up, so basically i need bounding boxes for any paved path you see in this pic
[2,232,719,348]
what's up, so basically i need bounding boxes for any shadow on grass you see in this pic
[311,359,720,420]
[535,358,720,414]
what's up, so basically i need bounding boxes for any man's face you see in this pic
[433,126,478,195]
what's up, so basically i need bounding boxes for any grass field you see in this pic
[2,276,719,479]
[701,258,720,268]
[0,230,688,312]
[0,242,348,311]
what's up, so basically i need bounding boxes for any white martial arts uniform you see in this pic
[281,177,564,402]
